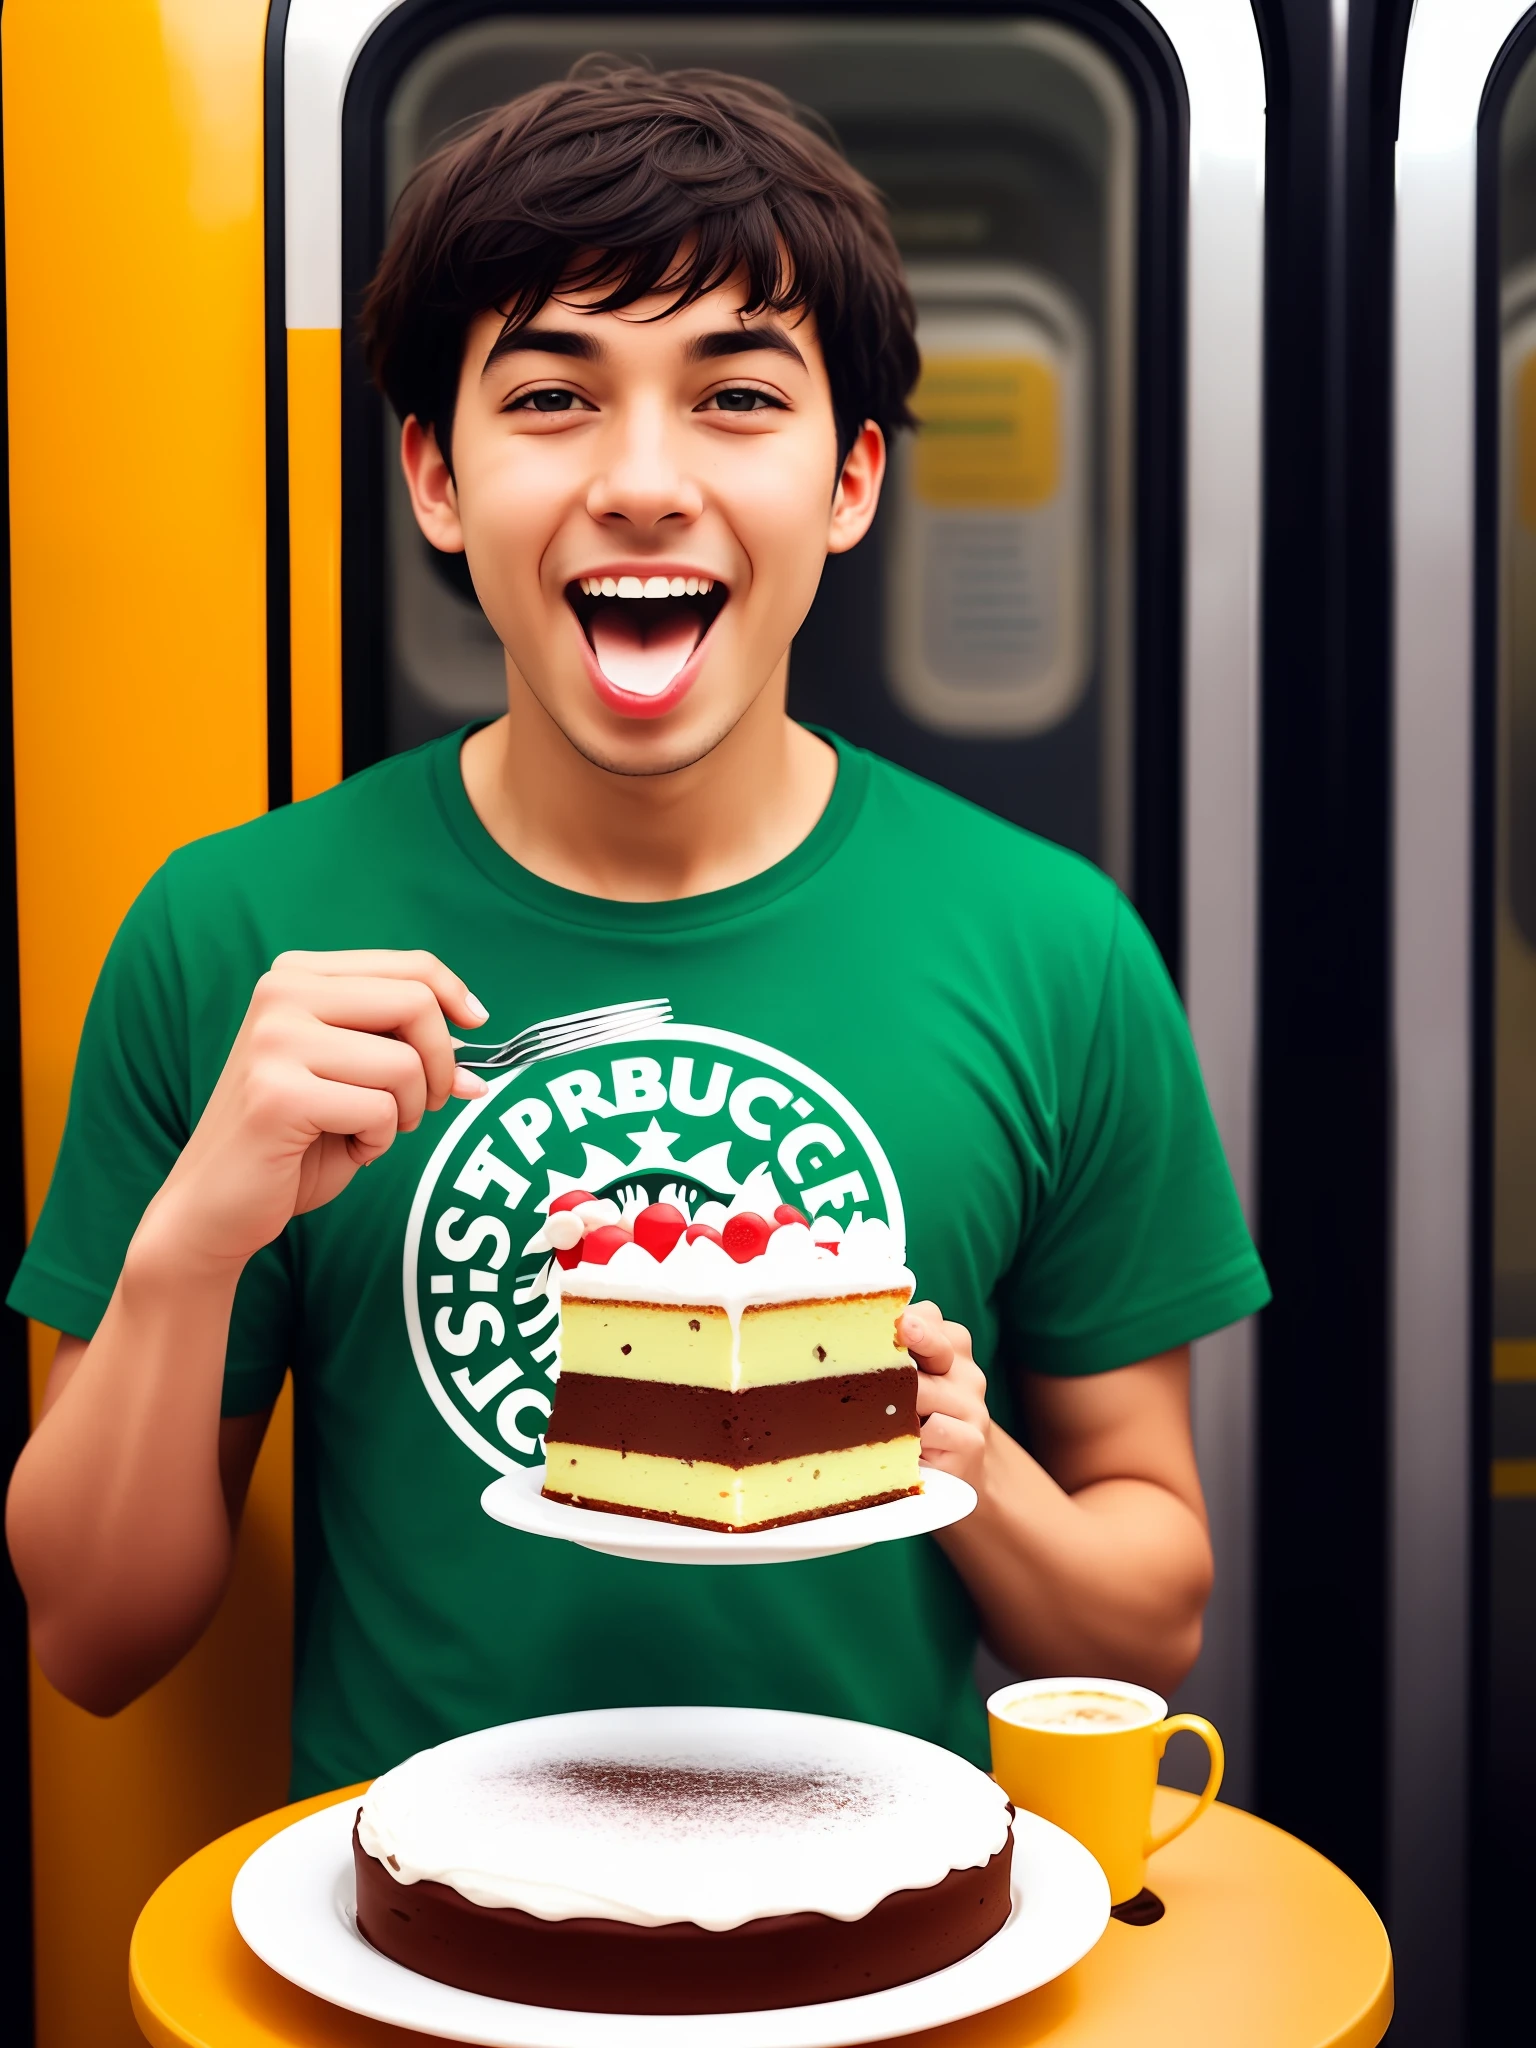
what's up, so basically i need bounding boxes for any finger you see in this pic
[918,1411,986,1466]
[901,1302,955,1373]
[294,1020,431,1134]
[291,1075,401,1166]
[271,950,489,1030]
[915,1370,982,1424]
[923,1345,986,1395]
[261,974,462,1111]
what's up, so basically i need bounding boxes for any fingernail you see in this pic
[452,1066,489,1098]
[464,991,490,1024]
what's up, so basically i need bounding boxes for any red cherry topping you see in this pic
[722,1212,775,1263]
[774,1204,810,1228]
[633,1202,687,1260]
[556,1242,583,1269]
[548,1189,596,1214]
[581,1224,631,1265]
[685,1223,724,1247]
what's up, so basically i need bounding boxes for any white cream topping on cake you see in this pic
[356,1707,1011,1932]
[550,1217,913,1317]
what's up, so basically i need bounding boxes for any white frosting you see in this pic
[554,1216,914,1320]
[356,1707,1011,1930]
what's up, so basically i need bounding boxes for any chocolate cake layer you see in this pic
[539,1476,919,1533]
[353,1820,1013,2013]
[546,1365,918,1465]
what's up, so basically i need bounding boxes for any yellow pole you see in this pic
[4,4,292,2042]
[288,328,343,799]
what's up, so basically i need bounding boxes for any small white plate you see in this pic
[232,1799,1108,2048]
[478,1464,976,1564]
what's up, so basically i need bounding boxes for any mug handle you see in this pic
[1145,1714,1225,1856]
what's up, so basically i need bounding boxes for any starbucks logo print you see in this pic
[403,1013,904,1476]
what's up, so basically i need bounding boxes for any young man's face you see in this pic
[400,270,885,775]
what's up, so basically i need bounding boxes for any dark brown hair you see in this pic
[360,57,919,469]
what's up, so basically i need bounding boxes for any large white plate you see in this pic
[233,1797,1107,2048]
[478,1464,976,1564]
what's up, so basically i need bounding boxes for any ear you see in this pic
[826,422,887,555]
[399,416,465,552]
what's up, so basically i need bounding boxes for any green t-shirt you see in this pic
[9,729,1268,1794]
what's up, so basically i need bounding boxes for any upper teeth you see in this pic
[579,575,713,597]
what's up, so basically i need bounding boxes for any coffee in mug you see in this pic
[1001,1688,1161,1733]
[988,1676,1223,1905]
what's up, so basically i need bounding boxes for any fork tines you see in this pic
[455,996,674,1073]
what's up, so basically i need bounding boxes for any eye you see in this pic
[700,387,786,414]
[508,388,591,414]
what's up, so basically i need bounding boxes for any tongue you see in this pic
[589,603,703,698]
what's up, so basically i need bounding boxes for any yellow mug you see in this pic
[987,1676,1224,1905]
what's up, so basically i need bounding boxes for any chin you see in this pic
[557,695,751,779]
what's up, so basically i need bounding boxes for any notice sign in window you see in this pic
[914,356,1061,509]
[888,267,1089,738]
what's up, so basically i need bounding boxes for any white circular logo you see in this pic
[403,1015,903,1473]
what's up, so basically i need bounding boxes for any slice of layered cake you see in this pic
[535,1196,919,1532]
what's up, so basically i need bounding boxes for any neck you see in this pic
[458,659,838,901]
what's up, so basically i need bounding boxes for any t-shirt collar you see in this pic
[427,721,869,933]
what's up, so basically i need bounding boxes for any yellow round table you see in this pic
[130,1785,1392,2048]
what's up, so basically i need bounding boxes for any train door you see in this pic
[1395,1,1536,2039]
[283,0,1265,1787]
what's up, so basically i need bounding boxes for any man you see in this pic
[6,63,1267,1795]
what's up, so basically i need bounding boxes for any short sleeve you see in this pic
[1003,895,1270,1374]
[7,865,292,1417]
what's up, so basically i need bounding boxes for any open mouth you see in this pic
[567,574,728,703]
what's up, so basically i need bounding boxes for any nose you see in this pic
[585,400,704,530]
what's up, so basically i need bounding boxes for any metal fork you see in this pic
[451,995,674,1075]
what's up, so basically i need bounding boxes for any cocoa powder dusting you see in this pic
[491,1759,878,1834]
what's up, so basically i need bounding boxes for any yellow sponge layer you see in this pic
[541,1438,923,1531]
[740,1295,911,1384]
[560,1298,733,1384]
[559,1290,911,1391]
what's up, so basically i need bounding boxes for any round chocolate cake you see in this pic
[353,1706,1015,2014]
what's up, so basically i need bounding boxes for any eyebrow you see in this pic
[686,325,807,369]
[481,325,603,376]
[480,320,808,378]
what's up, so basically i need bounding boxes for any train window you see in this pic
[351,15,1140,885]
[888,262,1090,738]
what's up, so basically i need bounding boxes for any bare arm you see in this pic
[5,950,488,1715]
[905,1304,1213,1695]
[13,1330,273,1711]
